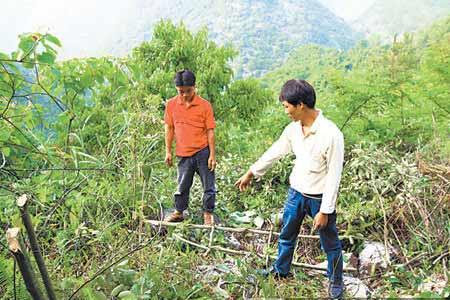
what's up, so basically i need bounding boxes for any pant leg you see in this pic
[274,188,306,275]
[308,198,343,284]
[174,156,195,212]
[195,147,216,212]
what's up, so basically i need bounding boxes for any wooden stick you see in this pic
[147,220,323,238]
[172,233,357,272]
[146,219,360,241]
[265,223,274,268]
[6,228,45,300]
[18,194,57,300]
[203,225,215,257]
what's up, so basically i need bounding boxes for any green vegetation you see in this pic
[1,18,449,299]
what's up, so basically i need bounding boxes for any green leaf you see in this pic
[0,52,9,60]
[18,35,35,53]
[37,52,56,64]
[0,130,11,142]
[45,34,62,47]
[118,291,137,300]
[111,284,126,297]
[1,147,11,157]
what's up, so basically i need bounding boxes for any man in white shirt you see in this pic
[235,79,345,299]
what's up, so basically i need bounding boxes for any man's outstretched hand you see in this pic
[234,170,254,192]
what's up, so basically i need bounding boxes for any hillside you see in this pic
[112,0,359,77]
[352,0,450,39]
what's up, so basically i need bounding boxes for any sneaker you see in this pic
[328,281,344,299]
[203,211,214,226]
[165,210,184,222]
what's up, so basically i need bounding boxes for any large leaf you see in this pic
[37,52,56,64]
[18,35,35,54]
[45,33,62,47]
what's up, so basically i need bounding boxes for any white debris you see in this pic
[253,216,265,228]
[343,276,371,298]
[359,241,392,268]
[418,274,448,296]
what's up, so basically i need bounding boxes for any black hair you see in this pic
[174,70,196,86]
[279,79,316,108]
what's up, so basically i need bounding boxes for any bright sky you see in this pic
[1,0,136,57]
[318,0,376,21]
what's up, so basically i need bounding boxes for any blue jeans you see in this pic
[174,147,216,213]
[273,187,343,283]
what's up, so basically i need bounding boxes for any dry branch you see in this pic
[172,233,357,272]
[146,220,356,240]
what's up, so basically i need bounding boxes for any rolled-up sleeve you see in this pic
[205,103,216,129]
[320,132,344,214]
[250,127,292,178]
[164,101,173,126]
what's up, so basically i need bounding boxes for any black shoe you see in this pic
[328,281,344,299]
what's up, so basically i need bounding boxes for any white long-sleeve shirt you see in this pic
[250,111,344,214]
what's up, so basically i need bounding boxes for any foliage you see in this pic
[130,21,235,104]
[1,17,449,300]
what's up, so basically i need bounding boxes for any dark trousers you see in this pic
[175,147,216,213]
[274,187,343,283]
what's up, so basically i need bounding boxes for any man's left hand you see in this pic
[313,212,328,231]
[208,155,216,171]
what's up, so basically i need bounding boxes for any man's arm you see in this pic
[207,128,216,171]
[313,133,344,230]
[235,126,292,191]
[320,132,344,214]
[165,124,175,166]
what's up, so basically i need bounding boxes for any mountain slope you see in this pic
[352,0,450,39]
[112,0,359,77]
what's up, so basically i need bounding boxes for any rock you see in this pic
[418,274,448,296]
[313,252,353,271]
[359,241,392,269]
[253,216,265,229]
[225,233,243,250]
[343,275,371,298]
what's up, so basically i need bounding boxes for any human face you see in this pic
[176,86,195,102]
[282,101,303,121]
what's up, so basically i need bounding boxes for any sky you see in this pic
[1,0,137,57]
[317,0,376,21]
[0,0,376,59]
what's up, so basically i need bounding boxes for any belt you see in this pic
[301,192,323,200]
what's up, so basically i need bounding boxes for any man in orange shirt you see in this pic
[164,70,216,226]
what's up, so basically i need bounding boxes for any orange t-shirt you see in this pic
[164,94,216,157]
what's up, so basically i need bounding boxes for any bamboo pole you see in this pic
[17,194,57,300]
[146,219,321,239]
[146,219,362,241]
[172,233,357,272]
[6,228,45,300]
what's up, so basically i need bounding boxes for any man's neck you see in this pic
[180,94,196,104]
[300,109,319,127]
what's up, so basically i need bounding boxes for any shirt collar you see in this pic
[309,109,323,134]
[176,94,200,106]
